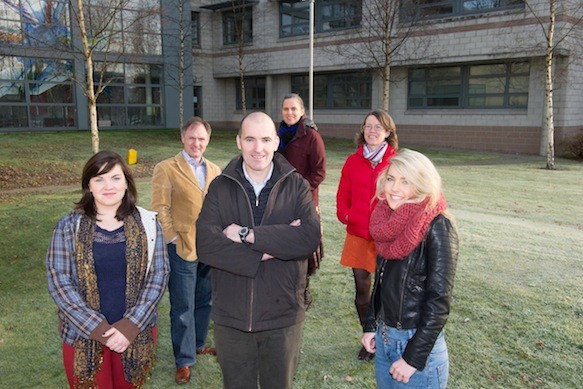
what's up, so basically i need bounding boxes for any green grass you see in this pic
[1,130,582,388]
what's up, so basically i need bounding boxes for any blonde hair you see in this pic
[375,149,446,213]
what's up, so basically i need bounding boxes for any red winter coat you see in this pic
[336,145,397,240]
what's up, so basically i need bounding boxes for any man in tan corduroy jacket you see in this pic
[151,116,221,384]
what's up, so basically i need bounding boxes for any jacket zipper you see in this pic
[397,258,412,330]
[258,170,293,226]
[222,169,294,332]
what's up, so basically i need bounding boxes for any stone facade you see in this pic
[192,0,583,155]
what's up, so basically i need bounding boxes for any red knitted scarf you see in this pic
[369,195,448,260]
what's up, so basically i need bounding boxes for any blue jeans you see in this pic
[167,243,212,368]
[375,322,449,389]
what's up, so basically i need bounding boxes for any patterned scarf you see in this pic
[74,210,155,388]
[363,142,388,167]
[369,195,448,260]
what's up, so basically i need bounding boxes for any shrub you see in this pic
[562,131,583,160]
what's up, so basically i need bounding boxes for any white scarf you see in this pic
[363,141,388,167]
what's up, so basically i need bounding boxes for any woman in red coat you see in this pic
[336,110,398,361]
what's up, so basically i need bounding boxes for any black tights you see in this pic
[352,268,372,306]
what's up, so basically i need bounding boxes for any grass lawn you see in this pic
[0,129,582,388]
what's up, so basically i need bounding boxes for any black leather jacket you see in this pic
[364,214,458,370]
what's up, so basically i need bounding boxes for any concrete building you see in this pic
[192,0,583,154]
[1,0,581,154]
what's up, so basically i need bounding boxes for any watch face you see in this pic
[239,227,249,237]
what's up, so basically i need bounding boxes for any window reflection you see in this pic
[0,1,166,130]
[0,56,75,128]
[95,62,164,127]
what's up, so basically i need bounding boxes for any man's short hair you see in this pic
[181,116,212,136]
[238,111,276,137]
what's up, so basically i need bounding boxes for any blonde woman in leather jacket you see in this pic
[362,149,458,388]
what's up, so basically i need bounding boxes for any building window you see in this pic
[85,1,162,54]
[95,62,164,127]
[191,11,200,47]
[223,7,253,45]
[0,56,76,128]
[400,0,524,21]
[0,0,71,47]
[291,71,372,109]
[193,86,202,117]
[236,76,265,110]
[408,61,529,109]
[280,0,361,37]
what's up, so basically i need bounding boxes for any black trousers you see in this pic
[214,322,303,389]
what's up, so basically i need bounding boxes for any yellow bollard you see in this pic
[128,149,138,165]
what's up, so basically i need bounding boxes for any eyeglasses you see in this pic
[363,124,385,132]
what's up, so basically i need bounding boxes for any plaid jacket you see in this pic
[46,207,169,345]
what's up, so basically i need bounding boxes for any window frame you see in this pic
[236,76,265,110]
[291,71,372,109]
[191,11,200,47]
[407,61,530,109]
[0,56,76,129]
[94,62,164,127]
[0,0,71,47]
[279,0,362,38]
[223,6,253,45]
[400,0,525,22]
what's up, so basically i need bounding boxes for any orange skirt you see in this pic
[339,233,377,274]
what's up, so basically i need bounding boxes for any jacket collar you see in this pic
[222,153,296,184]
[174,152,204,188]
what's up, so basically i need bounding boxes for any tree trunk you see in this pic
[238,22,246,115]
[382,64,390,111]
[89,98,99,154]
[382,1,391,111]
[77,0,99,153]
[542,0,555,169]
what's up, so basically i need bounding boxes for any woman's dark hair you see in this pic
[354,109,399,150]
[75,150,138,220]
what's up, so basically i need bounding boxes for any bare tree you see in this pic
[70,0,160,153]
[327,0,431,110]
[235,4,247,115]
[526,0,583,169]
[224,0,253,115]
[542,0,556,169]
[220,0,268,115]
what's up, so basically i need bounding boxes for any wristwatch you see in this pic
[238,226,250,244]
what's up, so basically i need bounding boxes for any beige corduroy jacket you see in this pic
[151,152,221,261]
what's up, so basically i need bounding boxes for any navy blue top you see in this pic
[93,225,126,324]
[242,168,282,226]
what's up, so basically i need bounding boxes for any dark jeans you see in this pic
[167,243,212,368]
[214,322,303,389]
